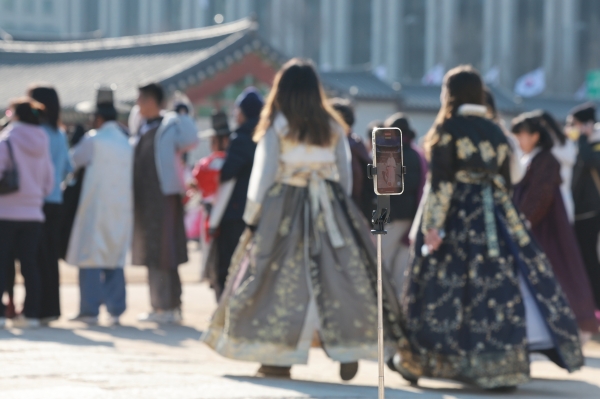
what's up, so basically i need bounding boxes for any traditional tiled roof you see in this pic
[320,70,401,101]
[519,96,600,122]
[397,84,521,115]
[395,83,441,111]
[488,86,524,116]
[0,18,252,56]
[3,17,596,122]
[0,18,287,110]
[394,83,600,121]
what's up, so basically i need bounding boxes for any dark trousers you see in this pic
[0,220,42,318]
[575,214,600,309]
[38,203,63,319]
[216,219,246,295]
[148,267,182,311]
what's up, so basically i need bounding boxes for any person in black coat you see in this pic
[329,98,375,221]
[381,113,427,298]
[568,103,600,309]
[215,87,264,295]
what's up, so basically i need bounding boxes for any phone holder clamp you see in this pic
[367,164,390,235]
[367,164,377,180]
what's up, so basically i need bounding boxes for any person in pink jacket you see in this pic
[0,98,54,329]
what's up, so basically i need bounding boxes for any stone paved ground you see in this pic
[3,246,600,398]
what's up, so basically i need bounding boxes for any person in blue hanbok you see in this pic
[392,65,583,391]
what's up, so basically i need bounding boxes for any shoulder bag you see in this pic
[0,140,19,195]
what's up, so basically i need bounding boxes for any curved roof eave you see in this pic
[0,18,255,55]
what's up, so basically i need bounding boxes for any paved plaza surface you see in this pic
[3,246,600,398]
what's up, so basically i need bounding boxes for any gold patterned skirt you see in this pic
[202,181,404,365]
[400,181,583,388]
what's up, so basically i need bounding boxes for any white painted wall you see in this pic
[404,111,436,141]
[352,100,399,140]
[392,111,517,148]
[352,103,437,149]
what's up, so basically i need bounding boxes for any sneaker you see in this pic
[169,308,183,324]
[40,316,60,326]
[0,317,6,329]
[138,311,170,323]
[107,315,120,327]
[11,316,41,329]
[340,362,359,381]
[256,365,292,378]
[389,353,419,386]
[69,314,99,325]
[138,309,182,324]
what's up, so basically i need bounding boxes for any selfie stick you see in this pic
[367,164,390,399]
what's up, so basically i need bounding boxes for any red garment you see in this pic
[193,151,226,199]
[192,151,226,240]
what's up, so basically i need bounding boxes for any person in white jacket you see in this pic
[67,89,133,326]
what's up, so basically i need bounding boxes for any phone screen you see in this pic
[372,127,404,195]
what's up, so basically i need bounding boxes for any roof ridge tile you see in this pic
[0,18,254,54]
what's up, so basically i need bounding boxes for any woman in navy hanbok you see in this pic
[394,66,583,391]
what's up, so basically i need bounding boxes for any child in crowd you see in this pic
[193,111,230,297]
[511,111,598,335]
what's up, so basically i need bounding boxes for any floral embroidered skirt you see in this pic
[202,181,404,365]
[400,182,583,389]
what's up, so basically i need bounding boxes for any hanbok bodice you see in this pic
[277,145,341,188]
[421,106,513,235]
[244,113,351,227]
[275,115,343,187]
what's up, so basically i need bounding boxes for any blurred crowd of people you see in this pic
[0,82,203,327]
[1,57,600,392]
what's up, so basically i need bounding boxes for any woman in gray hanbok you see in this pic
[203,59,404,380]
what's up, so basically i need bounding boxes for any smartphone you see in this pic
[372,127,404,195]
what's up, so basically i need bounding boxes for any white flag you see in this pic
[574,82,587,100]
[484,67,500,86]
[373,65,387,81]
[514,68,545,97]
[422,64,445,86]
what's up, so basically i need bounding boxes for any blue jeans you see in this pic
[79,268,126,317]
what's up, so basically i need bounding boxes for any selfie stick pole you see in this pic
[367,165,390,399]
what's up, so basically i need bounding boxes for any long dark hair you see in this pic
[424,65,485,157]
[384,112,416,142]
[329,97,355,131]
[511,112,554,151]
[10,97,45,125]
[254,58,347,146]
[537,110,567,145]
[28,85,60,129]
